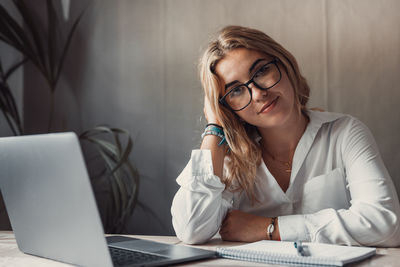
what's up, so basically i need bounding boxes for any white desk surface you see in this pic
[1,231,399,266]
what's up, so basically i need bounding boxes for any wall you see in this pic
[17,0,400,234]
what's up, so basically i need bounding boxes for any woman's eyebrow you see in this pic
[224,58,267,90]
[225,80,239,90]
[249,58,267,74]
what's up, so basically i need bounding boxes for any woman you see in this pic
[171,25,400,246]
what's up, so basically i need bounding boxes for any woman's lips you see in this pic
[258,96,279,114]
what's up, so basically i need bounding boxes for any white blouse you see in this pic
[171,110,400,246]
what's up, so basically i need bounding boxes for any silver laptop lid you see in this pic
[0,132,113,267]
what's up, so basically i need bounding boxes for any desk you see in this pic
[1,231,399,266]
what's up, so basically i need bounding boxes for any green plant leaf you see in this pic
[1,84,20,126]
[79,126,140,232]
[0,2,39,67]
[0,83,21,135]
[97,148,123,215]
[80,125,115,138]
[84,137,119,157]
[0,58,24,135]
[80,126,133,174]
[4,58,27,81]
[81,131,130,215]
[91,142,123,212]
[91,138,129,213]
[0,7,27,54]
[11,0,48,74]
[115,131,123,154]
[110,132,133,174]
[124,162,139,218]
[54,2,88,89]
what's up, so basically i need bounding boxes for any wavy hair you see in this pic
[199,25,310,202]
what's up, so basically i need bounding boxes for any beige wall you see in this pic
[17,0,400,234]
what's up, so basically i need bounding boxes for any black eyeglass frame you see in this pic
[219,58,282,111]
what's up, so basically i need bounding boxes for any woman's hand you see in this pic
[219,210,280,242]
[203,96,220,124]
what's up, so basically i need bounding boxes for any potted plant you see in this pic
[0,0,139,233]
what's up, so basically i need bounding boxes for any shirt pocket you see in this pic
[299,168,350,214]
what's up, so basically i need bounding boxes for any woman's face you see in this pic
[215,48,298,130]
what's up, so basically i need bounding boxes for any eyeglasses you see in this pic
[219,58,281,111]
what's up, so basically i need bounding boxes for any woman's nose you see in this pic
[249,83,268,102]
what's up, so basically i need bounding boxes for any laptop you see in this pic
[0,132,216,266]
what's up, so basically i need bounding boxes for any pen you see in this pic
[294,240,308,257]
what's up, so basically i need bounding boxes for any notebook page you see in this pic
[217,241,342,266]
[305,242,376,263]
[222,240,375,263]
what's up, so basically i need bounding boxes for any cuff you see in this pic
[278,214,311,242]
[176,149,225,191]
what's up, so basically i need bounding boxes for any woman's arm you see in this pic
[219,210,281,242]
[201,95,228,177]
[171,96,231,244]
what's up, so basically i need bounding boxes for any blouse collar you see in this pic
[287,110,346,191]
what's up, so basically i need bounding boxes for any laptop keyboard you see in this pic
[109,246,168,266]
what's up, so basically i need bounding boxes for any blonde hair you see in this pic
[199,25,310,202]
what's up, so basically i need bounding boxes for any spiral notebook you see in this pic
[217,240,376,266]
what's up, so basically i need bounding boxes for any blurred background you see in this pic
[1,0,399,235]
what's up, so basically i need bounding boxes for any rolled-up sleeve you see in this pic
[171,149,233,244]
[279,118,400,247]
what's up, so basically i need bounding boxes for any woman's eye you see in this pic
[229,86,245,98]
[254,65,270,77]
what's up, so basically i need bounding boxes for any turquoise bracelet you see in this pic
[201,125,227,146]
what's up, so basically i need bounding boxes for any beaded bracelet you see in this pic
[206,123,223,129]
[201,125,227,146]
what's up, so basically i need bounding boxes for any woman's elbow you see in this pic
[373,213,400,247]
[361,207,400,247]
[172,216,222,244]
[176,230,210,245]
[173,220,213,244]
